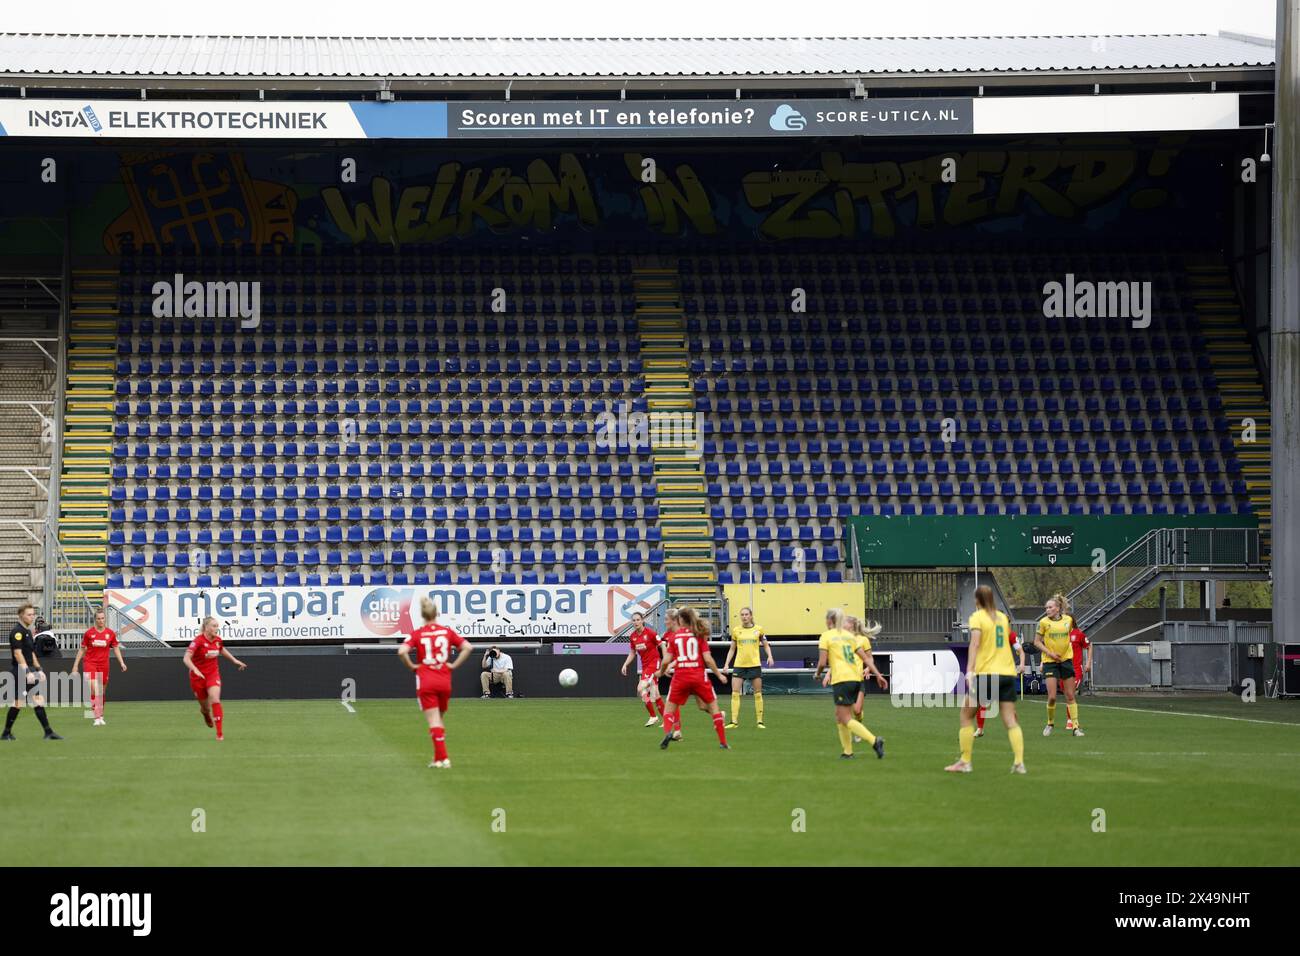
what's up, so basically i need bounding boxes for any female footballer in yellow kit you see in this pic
[723,606,774,729]
[814,608,886,759]
[1034,592,1083,737]
[945,586,1026,774]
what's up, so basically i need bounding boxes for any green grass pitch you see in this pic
[13,694,1300,866]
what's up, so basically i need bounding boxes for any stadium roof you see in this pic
[0,33,1275,93]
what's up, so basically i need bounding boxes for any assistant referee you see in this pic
[3,603,62,740]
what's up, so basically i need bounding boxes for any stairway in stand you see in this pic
[57,267,118,611]
[633,267,718,612]
[1187,260,1271,559]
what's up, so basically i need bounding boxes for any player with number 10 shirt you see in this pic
[655,606,730,751]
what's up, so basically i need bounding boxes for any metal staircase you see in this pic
[632,266,721,624]
[0,277,61,623]
[1187,261,1271,557]
[56,267,118,605]
[1064,527,1268,633]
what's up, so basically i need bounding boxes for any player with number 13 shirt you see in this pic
[397,597,474,769]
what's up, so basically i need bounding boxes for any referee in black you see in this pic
[3,603,62,740]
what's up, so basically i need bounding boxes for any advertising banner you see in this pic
[846,513,1257,568]
[0,93,1239,140]
[447,98,971,138]
[105,582,666,644]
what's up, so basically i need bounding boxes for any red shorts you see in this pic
[85,667,109,685]
[668,670,715,706]
[190,670,220,697]
[416,670,452,712]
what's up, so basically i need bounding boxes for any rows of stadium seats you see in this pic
[108,246,662,589]
[689,248,1249,582]
[106,243,1252,588]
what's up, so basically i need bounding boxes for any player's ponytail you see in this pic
[825,607,845,630]
[974,586,996,615]
[419,597,438,622]
[676,606,710,641]
[853,617,883,641]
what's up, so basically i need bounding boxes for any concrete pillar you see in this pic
[1273,0,1300,640]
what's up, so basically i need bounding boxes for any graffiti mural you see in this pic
[104,152,297,253]
[0,137,1228,255]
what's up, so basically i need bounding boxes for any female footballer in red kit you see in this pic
[182,616,247,741]
[398,598,474,768]
[656,606,730,751]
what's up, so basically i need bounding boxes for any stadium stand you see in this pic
[688,243,1255,583]
[0,326,57,618]
[98,238,1257,591]
[106,243,661,591]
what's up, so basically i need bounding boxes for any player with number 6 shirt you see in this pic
[945,586,1026,774]
[397,597,474,769]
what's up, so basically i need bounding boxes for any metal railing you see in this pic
[1066,527,1263,630]
[46,524,98,647]
[604,592,672,643]
[685,592,727,636]
[600,589,726,641]
[104,602,164,646]
[1162,620,1272,644]
[865,570,959,637]
[0,517,97,650]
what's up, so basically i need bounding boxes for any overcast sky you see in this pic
[0,0,1280,40]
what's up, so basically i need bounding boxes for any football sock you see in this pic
[712,711,727,745]
[432,727,448,762]
[212,703,223,736]
[656,698,665,718]
[1066,701,1079,726]
[754,692,764,723]
[846,719,876,746]
[644,699,657,717]
[837,723,853,755]
[1009,725,1026,764]
[4,707,18,733]
[959,725,975,764]
[976,707,987,730]
[33,706,52,732]
[730,692,741,724]
[1046,702,1057,725]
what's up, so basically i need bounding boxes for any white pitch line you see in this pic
[32,752,396,761]
[1026,700,1300,728]
[1074,751,1300,757]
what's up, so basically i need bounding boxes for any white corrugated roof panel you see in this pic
[0,33,1276,79]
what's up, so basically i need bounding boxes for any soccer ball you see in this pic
[558,668,579,688]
